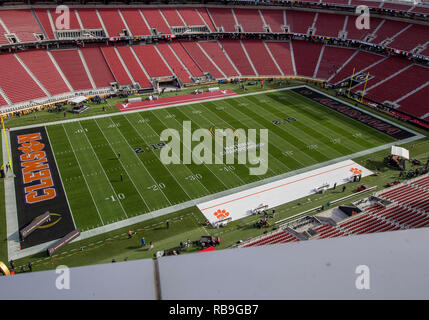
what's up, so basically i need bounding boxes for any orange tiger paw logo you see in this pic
[214,209,230,219]
[350,168,362,175]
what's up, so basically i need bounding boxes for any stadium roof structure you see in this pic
[0,226,428,299]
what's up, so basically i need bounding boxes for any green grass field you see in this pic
[44,88,395,231]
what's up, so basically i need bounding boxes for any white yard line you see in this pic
[5,85,425,259]
[45,127,78,228]
[97,117,172,208]
[124,113,210,197]
[174,104,252,184]
[77,121,129,219]
[9,86,305,132]
[149,108,233,189]
[62,124,105,225]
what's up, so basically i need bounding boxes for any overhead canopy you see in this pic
[68,96,87,104]
[391,146,409,160]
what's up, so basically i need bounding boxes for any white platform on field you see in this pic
[198,160,373,226]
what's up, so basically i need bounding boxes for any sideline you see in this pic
[4,85,426,259]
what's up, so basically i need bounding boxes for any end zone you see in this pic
[8,127,75,250]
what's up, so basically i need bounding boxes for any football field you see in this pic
[38,88,399,232]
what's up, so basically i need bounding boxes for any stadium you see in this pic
[0,0,428,300]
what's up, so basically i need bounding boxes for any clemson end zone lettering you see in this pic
[10,127,75,249]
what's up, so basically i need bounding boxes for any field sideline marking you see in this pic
[124,113,207,200]
[5,86,426,259]
[8,86,306,132]
[200,161,355,211]
[150,108,234,189]
[77,121,129,219]
[45,127,78,228]
[7,131,423,260]
[182,102,277,181]
[94,117,169,210]
[61,124,105,226]
[260,92,376,152]
[208,98,320,168]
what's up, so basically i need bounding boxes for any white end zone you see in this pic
[198,160,373,227]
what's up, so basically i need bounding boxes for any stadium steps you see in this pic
[217,40,241,76]
[51,49,93,91]
[286,10,315,34]
[198,41,238,77]
[120,8,152,36]
[33,9,55,40]
[395,83,429,119]
[361,63,417,102]
[80,47,115,88]
[98,8,128,37]
[265,41,294,76]
[352,56,411,94]
[116,46,151,88]
[316,46,356,80]
[100,46,133,85]
[141,8,171,35]
[291,40,323,78]
[196,8,217,32]
[46,51,74,92]
[78,48,97,90]
[77,8,103,30]
[264,41,285,76]
[95,9,110,37]
[180,41,224,79]
[242,39,282,76]
[133,44,173,78]
[168,42,204,78]
[260,9,285,33]
[17,50,70,96]
[207,7,236,32]
[165,42,195,79]
[0,18,11,45]
[219,39,256,76]
[74,9,85,29]
[161,8,185,27]
[372,20,410,45]
[329,50,386,84]
[114,46,136,84]
[118,9,133,36]
[0,9,42,43]
[0,88,11,106]
[177,8,205,26]
[0,53,47,104]
[156,43,192,84]
[234,8,264,32]
[314,12,346,38]
[313,45,325,78]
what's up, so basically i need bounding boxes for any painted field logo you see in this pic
[30,213,62,229]
[214,209,230,220]
[350,168,363,175]
[209,125,239,141]
[17,132,56,204]
[160,121,269,175]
